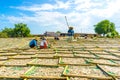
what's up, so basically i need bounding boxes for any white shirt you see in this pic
[40,40,48,46]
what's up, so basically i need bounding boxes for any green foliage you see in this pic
[56,31,61,34]
[0,32,8,38]
[107,30,119,38]
[94,19,119,37]
[14,23,30,37]
[56,31,61,36]
[0,23,31,38]
[2,27,14,37]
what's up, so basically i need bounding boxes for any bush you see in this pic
[0,32,8,38]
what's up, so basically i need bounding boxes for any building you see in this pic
[44,31,57,37]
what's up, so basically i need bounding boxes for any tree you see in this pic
[56,31,61,36]
[94,20,118,37]
[0,23,31,38]
[2,27,14,37]
[107,30,119,38]
[14,23,30,37]
[56,31,61,34]
[0,32,8,38]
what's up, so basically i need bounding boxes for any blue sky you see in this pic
[0,0,120,34]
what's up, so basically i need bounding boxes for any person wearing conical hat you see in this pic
[67,27,74,42]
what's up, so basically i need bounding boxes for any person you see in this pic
[84,35,88,39]
[40,37,48,49]
[29,38,38,48]
[67,27,74,42]
[54,36,59,40]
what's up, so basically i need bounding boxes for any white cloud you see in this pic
[3,0,120,34]
[11,0,71,11]
[74,0,92,11]
[88,0,120,18]
[55,0,71,9]
[12,4,54,11]
[73,0,120,18]
[6,11,66,29]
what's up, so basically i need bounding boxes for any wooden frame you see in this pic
[21,66,67,80]
[63,65,112,80]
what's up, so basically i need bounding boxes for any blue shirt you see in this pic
[29,39,37,46]
[68,29,74,36]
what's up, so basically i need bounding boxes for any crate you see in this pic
[63,65,112,80]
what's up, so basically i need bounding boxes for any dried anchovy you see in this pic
[35,54,55,57]
[99,65,120,76]
[61,58,86,64]
[4,59,33,65]
[55,53,74,57]
[0,56,8,60]
[69,77,91,80]
[88,59,117,65]
[91,51,109,55]
[33,58,58,65]
[12,55,34,58]
[68,66,106,77]
[97,54,119,59]
[75,53,95,57]
[29,67,64,77]
[0,67,30,76]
